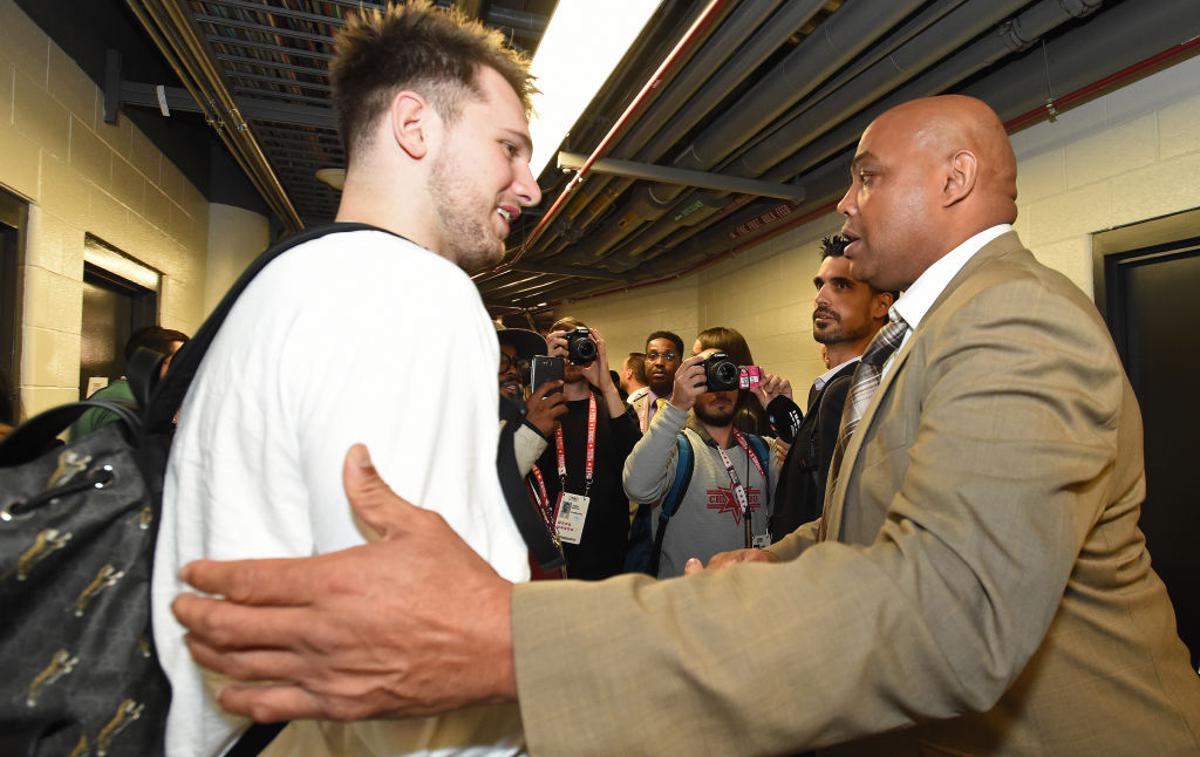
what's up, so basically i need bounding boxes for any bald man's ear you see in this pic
[389,91,434,160]
[943,149,978,207]
[872,290,894,321]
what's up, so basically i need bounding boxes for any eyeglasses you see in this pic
[499,353,530,373]
[646,351,678,363]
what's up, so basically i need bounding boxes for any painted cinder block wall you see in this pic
[0,0,269,418]
[558,54,1200,393]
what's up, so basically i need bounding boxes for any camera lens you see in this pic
[576,339,597,361]
[714,360,737,385]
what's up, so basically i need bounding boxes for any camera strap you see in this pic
[554,392,597,497]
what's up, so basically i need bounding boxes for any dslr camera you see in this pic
[701,352,740,392]
[565,327,598,365]
[700,352,763,392]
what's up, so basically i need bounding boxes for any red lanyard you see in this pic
[715,430,765,547]
[555,393,597,497]
[528,465,559,535]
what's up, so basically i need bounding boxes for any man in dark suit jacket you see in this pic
[770,234,895,541]
[171,96,1200,755]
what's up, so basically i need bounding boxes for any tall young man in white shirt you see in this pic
[150,2,541,755]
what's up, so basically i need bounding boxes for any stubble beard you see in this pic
[694,401,735,427]
[429,151,504,273]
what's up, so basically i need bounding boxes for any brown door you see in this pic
[79,263,157,399]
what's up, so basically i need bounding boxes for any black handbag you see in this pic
[0,400,170,756]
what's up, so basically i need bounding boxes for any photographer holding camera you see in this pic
[623,340,784,578]
[526,317,641,579]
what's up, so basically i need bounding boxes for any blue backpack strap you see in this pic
[747,433,770,492]
[650,434,694,576]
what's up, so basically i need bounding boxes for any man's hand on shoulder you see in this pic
[172,444,517,722]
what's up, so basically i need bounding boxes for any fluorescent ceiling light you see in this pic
[527,0,663,180]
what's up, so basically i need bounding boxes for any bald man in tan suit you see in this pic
[174,97,1200,755]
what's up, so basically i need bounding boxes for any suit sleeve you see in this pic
[512,274,1124,755]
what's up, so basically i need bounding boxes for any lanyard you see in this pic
[555,393,597,496]
[715,430,765,548]
[527,465,564,548]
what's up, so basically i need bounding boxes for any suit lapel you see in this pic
[822,336,918,542]
[821,232,1022,542]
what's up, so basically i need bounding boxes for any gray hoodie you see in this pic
[623,401,783,578]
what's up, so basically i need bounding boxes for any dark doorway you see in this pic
[1098,221,1200,671]
[0,189,26,425]
[80,261,157,399]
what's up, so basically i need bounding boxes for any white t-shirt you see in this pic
[150,228,530,756]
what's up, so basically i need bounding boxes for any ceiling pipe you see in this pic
[534,0,788,256]
[126,0,303,231]
[551,0,969,268]
[487,0,733,276]
[754,0,1105,184]
[548,0,925,268]
[596,0,1037,273]
[549,5,1200,308]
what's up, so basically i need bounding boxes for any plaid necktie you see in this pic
[822,316,909,536]
[839,315,909,445]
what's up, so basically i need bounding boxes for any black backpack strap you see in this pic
[498,396,564,571]
[144,223,395,433]
[0,399,141,466]
[226,722,288,757]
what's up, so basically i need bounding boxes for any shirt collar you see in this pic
[813,356,861,392]
[892,224,1012,331]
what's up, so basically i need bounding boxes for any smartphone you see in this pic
[530,355,564,395]
[739,365,763,390]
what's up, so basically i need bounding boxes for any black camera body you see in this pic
[702,351,739,392]
[565,327,598,365]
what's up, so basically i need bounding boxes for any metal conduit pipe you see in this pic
[597,0,1200,295]
[729,0,1041,180]
[536,0,836,263]
[551,0,924,267]
[476,0,734,288]
[521,0,738,240]
[566,0,969,267]
[722,0,972,172]
[608,0,1087,274]
[598,0,1038,272]
[500,0,732,269]
[528,0,786,258]
[753,0,1105,183]
[126,0,302,230]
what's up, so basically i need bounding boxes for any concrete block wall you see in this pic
[557,54,1200,394]
[556,272,701,364]
[0,0,211,417]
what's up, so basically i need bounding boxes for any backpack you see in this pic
[624,432,770,576]
[0,223,560,755]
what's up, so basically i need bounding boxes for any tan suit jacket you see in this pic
[511,232,1200,755]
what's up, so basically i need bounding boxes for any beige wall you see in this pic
[0,0,211,416]
[204,203,270,314]
[559,54,1200,392]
